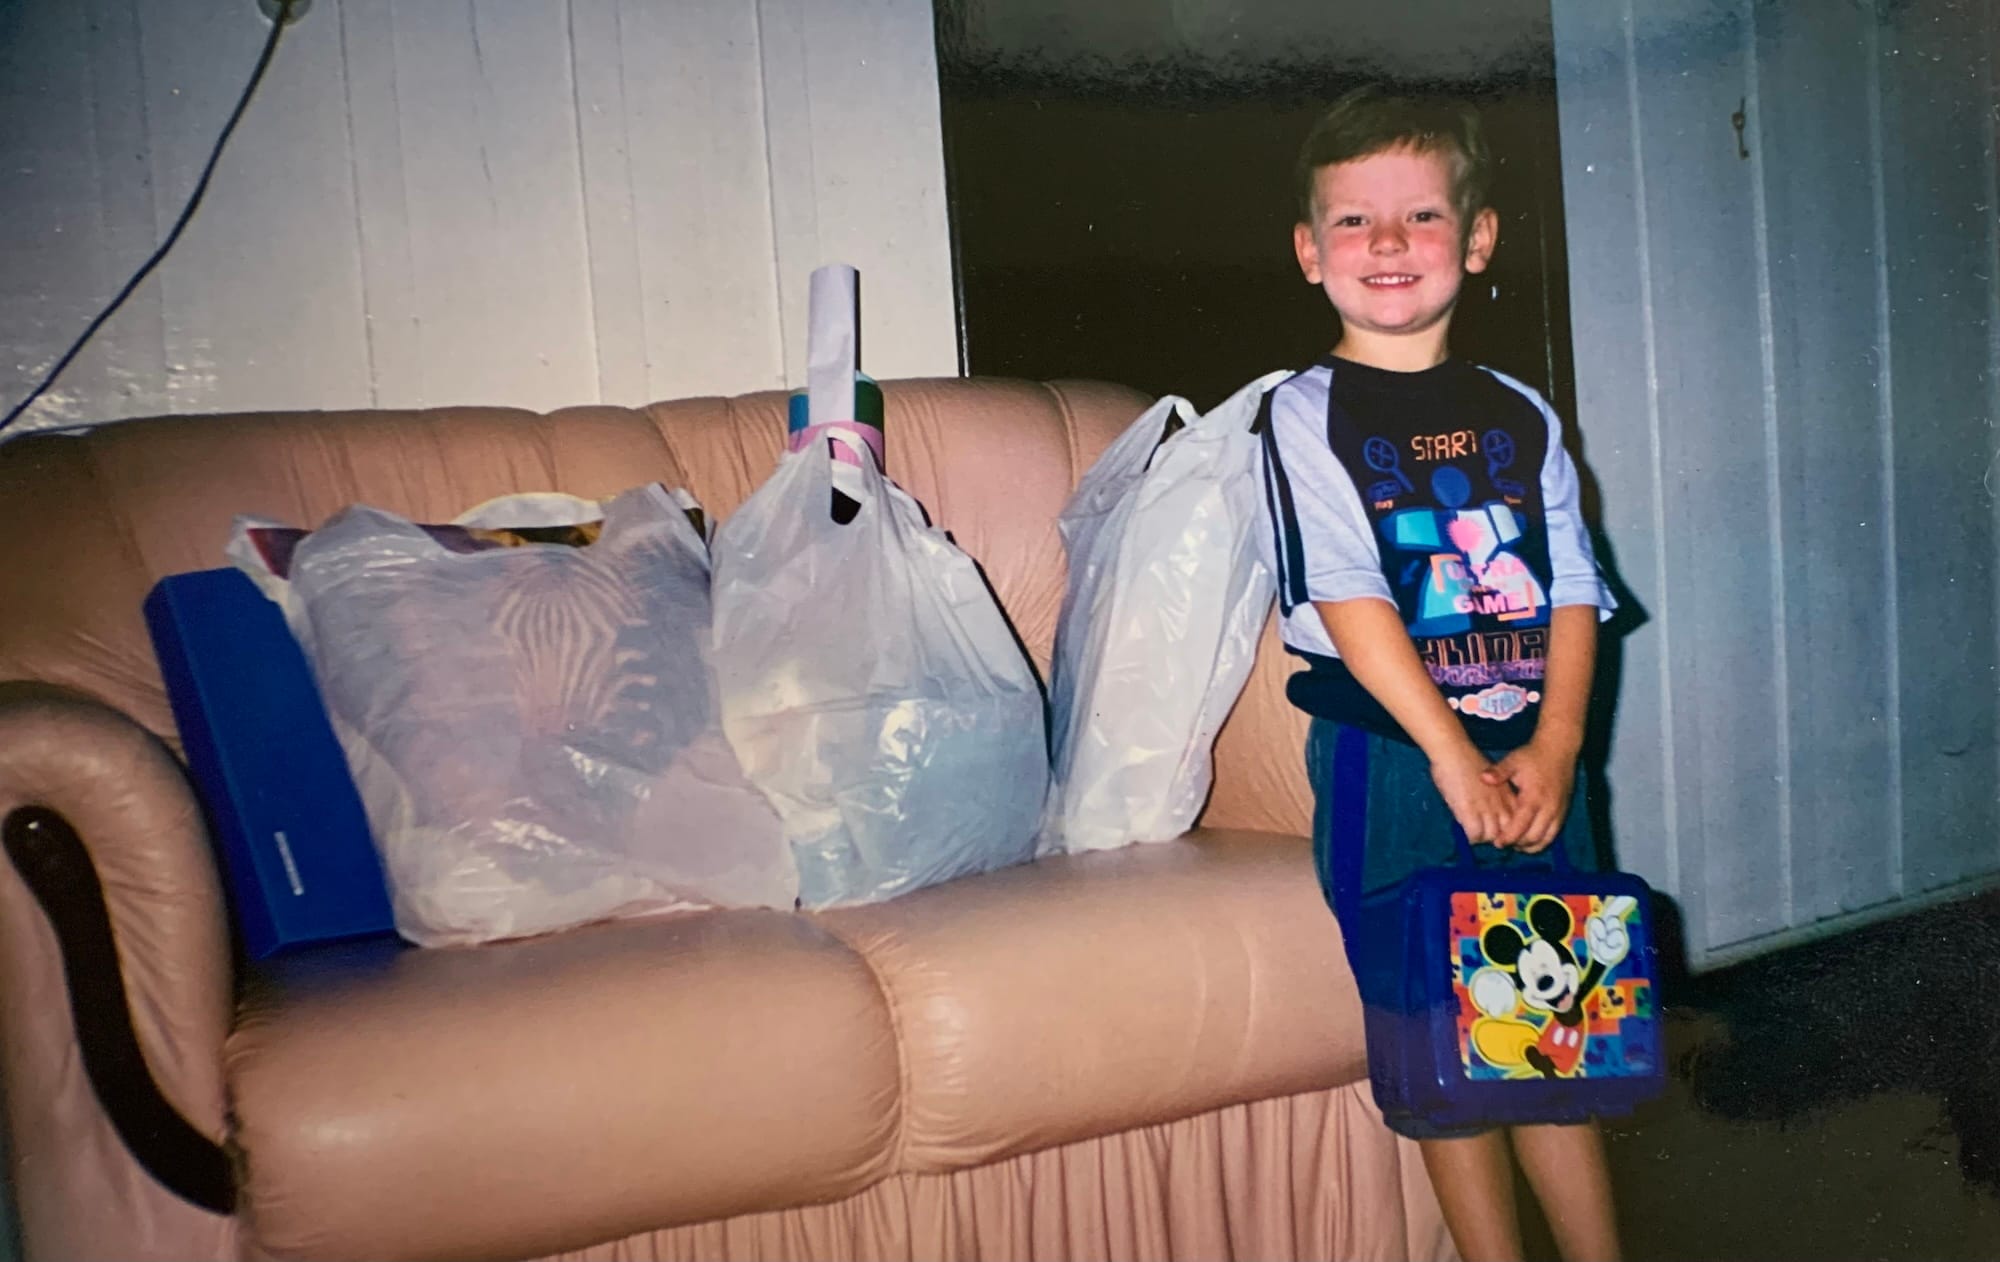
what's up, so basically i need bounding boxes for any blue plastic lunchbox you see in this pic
[1380,830,1665,1131]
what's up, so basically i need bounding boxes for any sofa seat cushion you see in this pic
[225,909,902,1262]
[816,829,1365,1174]
[221,830,1363,1262]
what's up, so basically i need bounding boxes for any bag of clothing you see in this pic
[711,431,1047,907]
[1040,370,1291,854]
[230,484,794,946]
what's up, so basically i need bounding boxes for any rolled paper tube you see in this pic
[807,264,860,434]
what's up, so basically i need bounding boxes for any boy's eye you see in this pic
[1411,210,1443,223]
[1334,215,1366,228]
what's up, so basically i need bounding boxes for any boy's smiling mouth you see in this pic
[1362,274,1420,287]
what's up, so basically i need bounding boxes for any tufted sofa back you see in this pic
[0,377,1310,837]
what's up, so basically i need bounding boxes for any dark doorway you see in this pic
[932,1,1575,418]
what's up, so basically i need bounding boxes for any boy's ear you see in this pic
[1463,207,1500,275]
[1294,221,1324,285]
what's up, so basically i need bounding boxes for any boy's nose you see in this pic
[1370,225,1407,253]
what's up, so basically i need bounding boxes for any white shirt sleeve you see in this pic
[1532,394,1618,618]
[1267,373,1394,607]
[1262,371,1394,660]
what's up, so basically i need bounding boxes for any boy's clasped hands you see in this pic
[1430,735,1578,853]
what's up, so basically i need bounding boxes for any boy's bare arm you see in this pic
[1484,603,1599,851]
[1313,598,1518,843]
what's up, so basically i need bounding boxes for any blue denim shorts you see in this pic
[1306,718,1599,1139]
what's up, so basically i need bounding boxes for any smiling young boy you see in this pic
[1261,87,1624,1260]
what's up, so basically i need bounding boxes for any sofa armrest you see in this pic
[0,684,237,1259]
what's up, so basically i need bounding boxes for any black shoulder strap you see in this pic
[1257,387,1312,616]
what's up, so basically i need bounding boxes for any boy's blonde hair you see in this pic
[1294,85,1492,225]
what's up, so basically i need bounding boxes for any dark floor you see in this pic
[1521,890,2000,1262]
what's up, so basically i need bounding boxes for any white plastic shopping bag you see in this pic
[711,432,1048,908]
[230,484,794,946]
[1040,370,1293,855]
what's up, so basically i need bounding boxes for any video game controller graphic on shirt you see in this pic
[1381,464,1548,637]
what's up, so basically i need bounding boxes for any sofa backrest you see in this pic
[0,378,1311,837]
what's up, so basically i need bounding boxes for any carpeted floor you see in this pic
[1523,890,2000,1261]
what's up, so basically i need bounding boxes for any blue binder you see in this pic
[144,568,396,958]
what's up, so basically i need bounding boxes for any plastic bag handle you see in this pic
[817,427,878,526]
[823,426,875,466]
[1450,822,1574,873]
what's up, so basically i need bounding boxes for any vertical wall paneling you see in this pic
[1866,5,1908,906]
[755,0,960,392]
[337,0,419,406]
[1551,0,1690,919]
[372,0,599,410]
[1555,0,2000,965]
[1755,0,1900,922]
[756,0,822,390]
[1879,0,2000,896]
[563,0,647,407]
[0,0,88,417]
[2,0,162,425]
[1636,0,1789,950]
[138,0,373,414]
[1743,1,1795,930]
[78,0,168,419]
[0,0,956,432]
[608,0,786,403]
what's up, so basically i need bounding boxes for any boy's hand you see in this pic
[1431,745,1517,845]
[1481,740,1577,851]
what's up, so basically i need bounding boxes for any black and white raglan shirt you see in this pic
[1260,355,1616,750]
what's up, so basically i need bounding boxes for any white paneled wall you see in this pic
[1555,0,2000,967]
[0,0,957,433]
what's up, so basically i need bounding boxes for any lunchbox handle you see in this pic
[1450,822,1575,874]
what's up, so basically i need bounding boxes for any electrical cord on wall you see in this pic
[0,0,296,438]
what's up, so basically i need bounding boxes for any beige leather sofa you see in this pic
[0,379,1450,1262]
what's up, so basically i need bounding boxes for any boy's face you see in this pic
[1293,146,1498,359]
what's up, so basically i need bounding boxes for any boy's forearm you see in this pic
[1532,604,1599,758]
[1313,598,1481,764]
